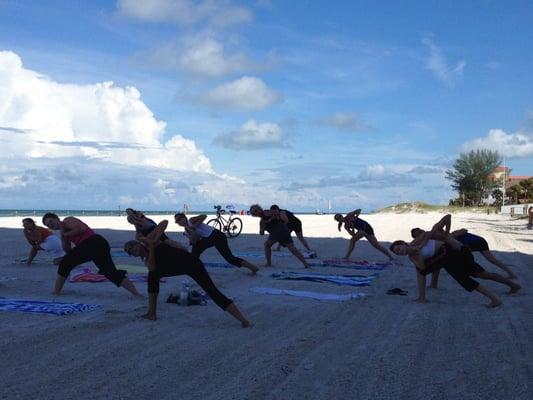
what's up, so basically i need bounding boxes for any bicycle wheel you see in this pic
[207,218,222,231]
[227,217,243,238]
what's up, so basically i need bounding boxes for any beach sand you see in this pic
[0,212,531,400]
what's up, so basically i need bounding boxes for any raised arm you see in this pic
[408,252,427,303]
[345,208,362,220]
[431,214,451,234]
[189,214,207,227]
[145,220,169,243]
[61,217,88,238]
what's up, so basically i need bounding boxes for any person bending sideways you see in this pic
[389,216,519,308]
[22,218,65,265]
[174,213,258,275]
[334,209,393,260]
[124,220,251,327]
[42,212,141,297]
[410,214,517,282]
[249,204,309,268]
[269,205,316,257]
[126,208,186,250]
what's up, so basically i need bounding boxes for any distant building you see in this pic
[489,166,532,189]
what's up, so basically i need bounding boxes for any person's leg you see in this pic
[213,231,258,274]
[366,235,394,260]
[92,236,142,297]
[344,231,366,259]
[187,261,251,327]
[191,236,213,259]
[474,271,521,294]
[264,240,275,266]
[480,250,516,279]
[53,240,95,295]
[475,284,502,308]
[295,231,312,252]
[286,243,309,268]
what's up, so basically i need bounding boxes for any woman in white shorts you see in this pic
[22,218,64,265]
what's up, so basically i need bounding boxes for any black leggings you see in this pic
[192,230,244,267]
[148,258,232,310]
[58,235,126,286]
[425,246,480,292]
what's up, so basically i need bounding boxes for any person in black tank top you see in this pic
[334,209,393,261]
[269,205,316,257]
[249,204,310,268]
[124,220,251,327]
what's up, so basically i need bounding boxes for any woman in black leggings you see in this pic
[124,220,251,327]
[42,212,141,297]
[174,213,258,274]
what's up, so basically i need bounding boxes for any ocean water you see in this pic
[0,209,327,217]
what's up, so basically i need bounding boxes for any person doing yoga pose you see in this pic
[22,218,64,265]
[389,215,520,307]
[42,213,141,297]
[174,213,258,275]
[126,208,185,250]
[334,209,393,260]
[249,204,309,268]
[411,215,517,281]
[124,220,251,327]
[269,205,316,257]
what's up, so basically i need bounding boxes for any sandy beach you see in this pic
[0,212,532,400]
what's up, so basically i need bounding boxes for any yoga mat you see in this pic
[0,299,101,315]
[115,264,147,274]
[13,257,49,264]
[110,250,130,258]
[319,259,394,271]
[250,287,366,302]
[69,268,162,283]
[271,271,377,287]
[204,262,234,269]
[234,252,291,258]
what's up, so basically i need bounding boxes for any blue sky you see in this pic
[0,0,532,212]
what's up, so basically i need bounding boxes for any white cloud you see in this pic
[214,119,286,150]
[422,37,465,86]
[199,76,281,110]
[0,50,212,173]
[137,35,252,78]
[316,112,371,133]
[117,0,252,28]
[461,128,533,158]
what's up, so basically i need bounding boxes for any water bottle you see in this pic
[179,281,189,305]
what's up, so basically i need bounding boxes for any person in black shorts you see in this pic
[269,205,316,257]
[124,220,251,327]
[334,209,393,260]
[411,221,516,279]
[249,204,309,268]
[174,213,258,275]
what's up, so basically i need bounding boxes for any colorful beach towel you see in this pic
[271,271,377,287]
[320,258,394,271]
[69,269,158,283]
[0,299,100,315]
[234,252,291,258]
[250,287,366,302]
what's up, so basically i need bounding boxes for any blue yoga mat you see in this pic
[250,287,367,301]
[0,299,101,315]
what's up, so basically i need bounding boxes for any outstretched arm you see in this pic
[26,246,39,266]
[189,215,207,227]
[431,214,451,234]
[144,220,169,244]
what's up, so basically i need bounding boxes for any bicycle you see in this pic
[207,205,243,238]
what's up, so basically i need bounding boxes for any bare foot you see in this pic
[241,320,252,328]
[264,263,272,267]
[52,291,61,296]
[507,273,517,280]
[413,298,426,303]
[141,313,157,320]
[486,300,502,308]
[427,285,438,289]
[509,283,521,294]
[248,265,259,275]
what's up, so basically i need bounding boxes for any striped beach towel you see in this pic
[320,258,395,270]
[271,271,378,287]
[0,299,100,315]
[250,287,366,302]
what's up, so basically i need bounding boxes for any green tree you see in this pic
[507,185,521,204]
[446,149,502,205]
[518,178,533,201]
[491,188,503,207]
